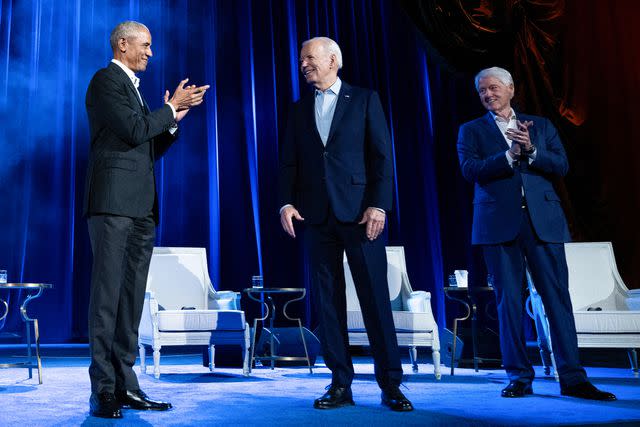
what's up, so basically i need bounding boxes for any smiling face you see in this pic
[118,28,152,73]
[477,76,514,116]
[299,40,338,90]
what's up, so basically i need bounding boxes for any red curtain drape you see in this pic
[560,0,640,290]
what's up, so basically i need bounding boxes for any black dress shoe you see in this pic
[501,381,533,398]
[561,382,617,401]
[381,387,413,411]
[116,389,172,411]
[90,392,123,419]
[313,385,355,409]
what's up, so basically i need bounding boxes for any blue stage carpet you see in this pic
[0,352,639,426]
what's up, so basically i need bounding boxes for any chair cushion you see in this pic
[347,310,435,333]
[574,310,640,333]
[157,309,246,332]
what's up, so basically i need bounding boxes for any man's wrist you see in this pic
[166,102,177,119]
[522,145,536,157]
[279,204,293,215]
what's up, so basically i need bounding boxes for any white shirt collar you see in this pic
[490,108,516,123]
[316,77,342,96]
[111,59,140,88]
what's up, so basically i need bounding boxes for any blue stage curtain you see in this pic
[0,0,450,342]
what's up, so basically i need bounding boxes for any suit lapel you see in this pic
[326,82,351,146]
[302,91,324,147]
[108,62,145,113]
[108,63,153,160]
[481,112,510,151]
[141,96,150,114]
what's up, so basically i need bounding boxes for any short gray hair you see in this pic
[302,37,343,69]
[474,67,513,91]
[110,21,149,52]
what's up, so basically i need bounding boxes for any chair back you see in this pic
[565,242,627,310]
[146,247,212,310]
[344,246,407,311]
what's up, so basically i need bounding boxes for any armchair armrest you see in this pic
[406,290,431,313]
[626,289,640,310]
[210,290,241,310]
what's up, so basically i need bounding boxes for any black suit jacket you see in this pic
[278,82,394,224]
[83,62,178,222]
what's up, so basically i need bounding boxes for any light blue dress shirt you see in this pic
[315,78,342,145]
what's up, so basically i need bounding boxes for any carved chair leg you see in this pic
[209,345,215,371]
[628,348,639,377]
[409,347,418,373]
[243,327,250,376]
[139,344,146,374]
[153,345,161,379]
[433,349,442,380]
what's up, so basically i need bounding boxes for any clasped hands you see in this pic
[280,206,385,241]
[506,120,534,160]
[164,78,210,122]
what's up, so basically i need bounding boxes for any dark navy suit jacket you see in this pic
[278,82,394,224]
[457,112,571,245]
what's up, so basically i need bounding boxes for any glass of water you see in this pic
[0,270,7,284]
[252,275,263,289]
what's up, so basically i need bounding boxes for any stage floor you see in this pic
[0,351,639,426]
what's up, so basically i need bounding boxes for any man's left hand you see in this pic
[358,207,386,241]
[505,120,533,151]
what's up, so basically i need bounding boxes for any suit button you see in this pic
[323,152,328,158]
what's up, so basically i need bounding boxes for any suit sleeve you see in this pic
[457,123,514,184]
[154,128,180,159]
[365,91,394,212]
[528,118,569,177]
[278,104,297,208]
[88,71,175,147]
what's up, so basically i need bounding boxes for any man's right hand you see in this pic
[164,89,192,122]
[280,205,304,238]
[167,78,210,112]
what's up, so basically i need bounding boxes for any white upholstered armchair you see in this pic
[564,242,640,376]
[529,242,640,377]
[344,246,442,379]
[138,247,250,378]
